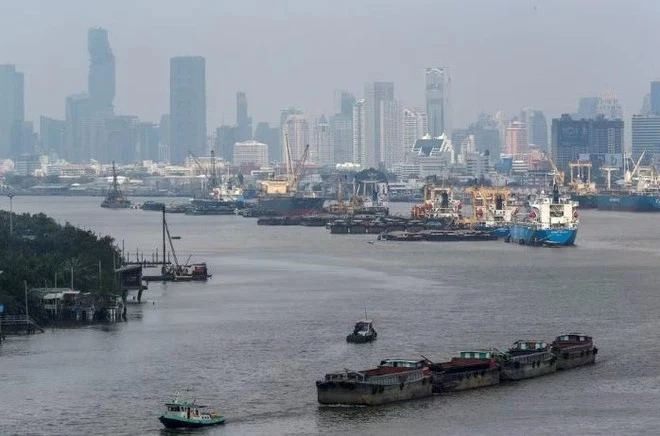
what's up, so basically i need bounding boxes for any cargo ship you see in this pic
[551,333,598,370]
[410,185,463,228]
[497,340,557,381]
[316,358,433,406]
[507,184,578,246]
[258,137,326,216]
[595,192,660,211]
[465,187,519,238]
[429,350,500,393]
[101,162,131,209]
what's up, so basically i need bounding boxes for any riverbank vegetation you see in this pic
[0,211,120,313]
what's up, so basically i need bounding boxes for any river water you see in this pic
[1,197,659,435]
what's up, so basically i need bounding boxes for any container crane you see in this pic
[541,149,565,186]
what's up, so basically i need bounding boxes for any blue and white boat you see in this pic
[506,185,579,247]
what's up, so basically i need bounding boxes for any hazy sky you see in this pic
[1,0,660,132]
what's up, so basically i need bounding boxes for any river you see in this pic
[1,196,659,435]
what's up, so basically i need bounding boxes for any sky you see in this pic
[1,0,660,133]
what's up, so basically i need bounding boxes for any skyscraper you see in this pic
[364,82,394,167]
[40,116,66,158]
[650,81,660,115]
[352,99,367,167]
[64,93,89,162]
[0,64,24,158]
[596,90,623,120]
[170,56,207,164]
[283,114,309,162]
[425,67,450,137]
[279,107,303,162]
[159,114,170,162]
[254,122,280,163]
[236,92,252,141]
[330,114,353,164]
[528,111,548,149]
[337,90,356,118]
[379,100,402,168]
[577,97,600,119]
[552,114,623,170]
[87,28,115,111]
[632,114,660,157]
[313,115,332,164]
[505,121,528,155]
[402,108,428,158]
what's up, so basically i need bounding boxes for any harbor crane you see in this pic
[541,149,565,186]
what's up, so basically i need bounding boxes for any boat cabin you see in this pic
[379,359,425,369]
[510,340,549,352]
[553,333,593,346]
[352,320,375,336]
[458,350,494,360]
[164,401,210,420]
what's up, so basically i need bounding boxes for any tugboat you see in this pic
[428,350,500,393]
[551,333,598,370]
[101,161,131,209]
[158,395,225,429]
[346,311,377,343]
[316,358,433,406]
[497,340,557,381]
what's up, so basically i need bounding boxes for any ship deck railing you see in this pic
[505,351,553,364]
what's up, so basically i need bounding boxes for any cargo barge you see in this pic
[316,358,433,406]
[551,333,598,370]
[497,340,557,381]
[429,350,500,393]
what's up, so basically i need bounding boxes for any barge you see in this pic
[429,350,500,393]
[551,333,598,370]
[497,340,557,381]
[316,358,433,406]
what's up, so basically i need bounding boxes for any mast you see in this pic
[210,149,218,189]
[112,161,120,194]
[162,205,167,270]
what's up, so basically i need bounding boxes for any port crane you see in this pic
[283,132,309,193]
[541,149,565,186]
[188,150,220,194]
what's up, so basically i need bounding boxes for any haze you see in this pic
[1,0,659,129]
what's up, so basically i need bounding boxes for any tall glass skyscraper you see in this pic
[425,68,450,138]
[88,28,115,111]
[170,56,207,164]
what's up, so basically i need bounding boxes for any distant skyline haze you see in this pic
[1,0,660,132]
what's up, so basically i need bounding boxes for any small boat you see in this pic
[551,333,598,370]
[158,396,225,429]
[316,358,434,406]
[497,340,557,381]
[346,319,377,343]
[428,350,500,393]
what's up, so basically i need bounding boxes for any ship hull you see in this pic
[159,415,225,429]
[500,358,556,381]
[431,367,500,393]
[508,224,577,246]
[554,347,597,370]
[258,196,326,216]
[596,194,660,212]
[571,194,598,209]
[316,378,433,406]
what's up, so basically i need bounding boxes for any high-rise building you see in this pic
[505,121,528,155]
[0,64,24,158]
[632,114,660,157]
[650,81,660,115]
[233,140,268,167]
[136,122,160,161]
[313,115,332,164]
[104,115,138,164]
[254,122,280,163]
[159,114,170,162]
[597,90,623,120]
[380,100,402,168]
[402,108,428,160]
[170,56,207,164]
[352,99,367,167]
[577,97,600,119]
[283,114,309,162]
[468,114,501,159]
[337,90,356,119]
[40,116,66,158]
[425,67,450,138]
[279,107,303,163]
[364,82,394,167]
[236,92,252,141]
[214,125,236,162]
[330,114,352,164]
[552,114,623,170]
[87,28,115,111]
[64,93,90,162]
[528,111,548,149]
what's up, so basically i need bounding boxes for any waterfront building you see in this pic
[233,140,268,167]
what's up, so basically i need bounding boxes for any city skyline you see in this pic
[1,0,659,132]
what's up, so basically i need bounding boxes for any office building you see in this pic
[313,115,332,164]
[254,122,280,163]
[650,81,660,115]
[632,114,660,157]
[283,114,309,162]
[352,99,367,167]
[505,121,528,155]
[170,56,207,163]
[330,114,352,164]
[552,114,623,169]
[40,116,66,158]
[233,140,268,167]
[236,92,252,141]
[425,67,450,137]
[0,64,24,158]
[87,28,115,111]
[380,100,401,168]
[365,81,394,166]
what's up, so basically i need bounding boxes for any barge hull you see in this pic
[432,367,500,393]
[500,360,556,381]
[317,379,433,406]
[555,349,597,370]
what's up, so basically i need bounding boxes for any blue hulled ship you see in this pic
[467,187,520,239]
[595,193,660,211]
[506,185,579,247]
